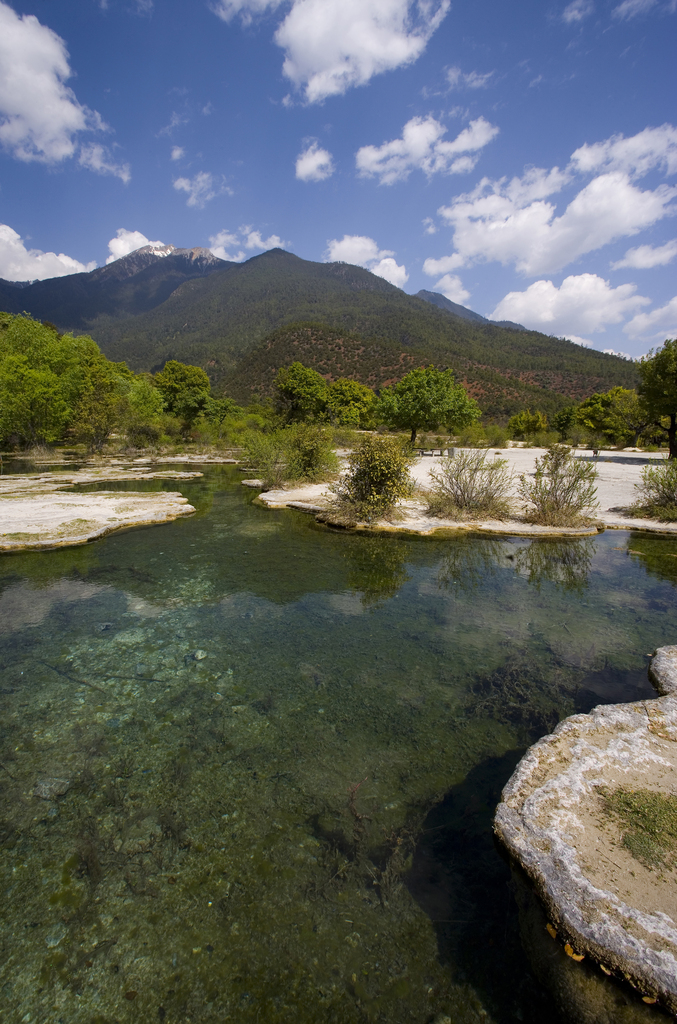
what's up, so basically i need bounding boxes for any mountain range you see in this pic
[0,245,638,418]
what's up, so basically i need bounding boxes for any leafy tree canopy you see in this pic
[377,365,480,443]
[576,386,650,447]
[326,378,376,427]
[638,340,677,458]
[275,361,329,421]
[508,409,548,438]
[154,359,211,426]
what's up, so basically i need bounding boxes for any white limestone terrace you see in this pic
[255,447,677,537]
[494,647,677,1014]
[0,466,201,552]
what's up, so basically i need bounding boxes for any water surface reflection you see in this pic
[0,466,674,1024]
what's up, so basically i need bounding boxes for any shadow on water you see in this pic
[406,750,563,1024]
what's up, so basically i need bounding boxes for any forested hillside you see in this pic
[0,247,638,418]
[223,322,630,419]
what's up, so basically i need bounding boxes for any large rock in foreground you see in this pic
[494,691,677,1014]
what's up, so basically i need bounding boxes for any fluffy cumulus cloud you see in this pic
[295,142,334,181]
[324,234,408,287]
[611,239,677,269]
[0,223,96,281]
[171,146,185,161]
[429,125,677,276]
[213,0,449,103]
[209,226,287,261]
[356,116,498,186]
[174,171,230,208]
[562,0,594,22]
[0,2,127,180]
[105,228,166,264]
[624,295,677,340]
[490,273,650,338]
[431,273,470,304]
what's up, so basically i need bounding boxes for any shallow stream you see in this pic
[1,465,676,1024]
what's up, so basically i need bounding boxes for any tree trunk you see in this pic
[410,427,417,445]
[669,413,677,460]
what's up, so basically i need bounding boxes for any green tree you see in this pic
[508,409,548,439]
[275,361,329,421]
[205,396,239,438]
[325,378,376,427]
[551,406,578,441]
[577,387,649,447]
[637,340,677,459]
[153,360,211,428]
[0,355,71,446]
[0,313,107,447]
[71,356,131,451]
[376,365,479,444]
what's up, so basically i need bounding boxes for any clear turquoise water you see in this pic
[0,465,675,1024]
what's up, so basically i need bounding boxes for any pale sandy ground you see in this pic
[255,447,677,536]
[0,466,201,551]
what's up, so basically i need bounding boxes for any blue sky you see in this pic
[0,0,675,357]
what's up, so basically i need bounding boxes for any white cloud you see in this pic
[295,142,334,181]
[432,273,470,304]
[0,2,106,164]
[611,239,677,269]
[79,143,130,183]
[570,124,677,178]
[171,146,185,161]
[356,115,498,185]
[446,66,494,89]
[174,171,229,208]
[603,347,634,358]
[569,335,593,347]
[562,0,594,22]
[105,229,166,264]
[324,234,408,287]
[624,296,677,339]
[490,273,650,337]
[612,0,657,18]
[208,226,287,261]
[422,253,464,275]
[423,217,437,235]
[433,127,677,276]
[0,223,96,281]
[214,0,450,103]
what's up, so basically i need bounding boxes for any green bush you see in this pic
[330,435,414,521]
[631,460,677,521]
[519,445,599,526]
[524,430,560,448]
[456,423,489,447]
[427,450,514,520]
[242,431,290,489]
[285,424,339,482]
[242,425,338,489]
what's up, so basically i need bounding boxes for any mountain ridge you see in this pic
[0,245,639,417]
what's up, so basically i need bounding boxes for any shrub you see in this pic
[631,460,677,521]
[519,445,599,526]
[426,450,514,520]
[285,424,339,482]
[242,425,338,489]
[330,435,414,521]
[524,430,560,449]
[456,423,489,447]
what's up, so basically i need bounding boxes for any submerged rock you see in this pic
[33,777,70,800]
[494,689,677,1015]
